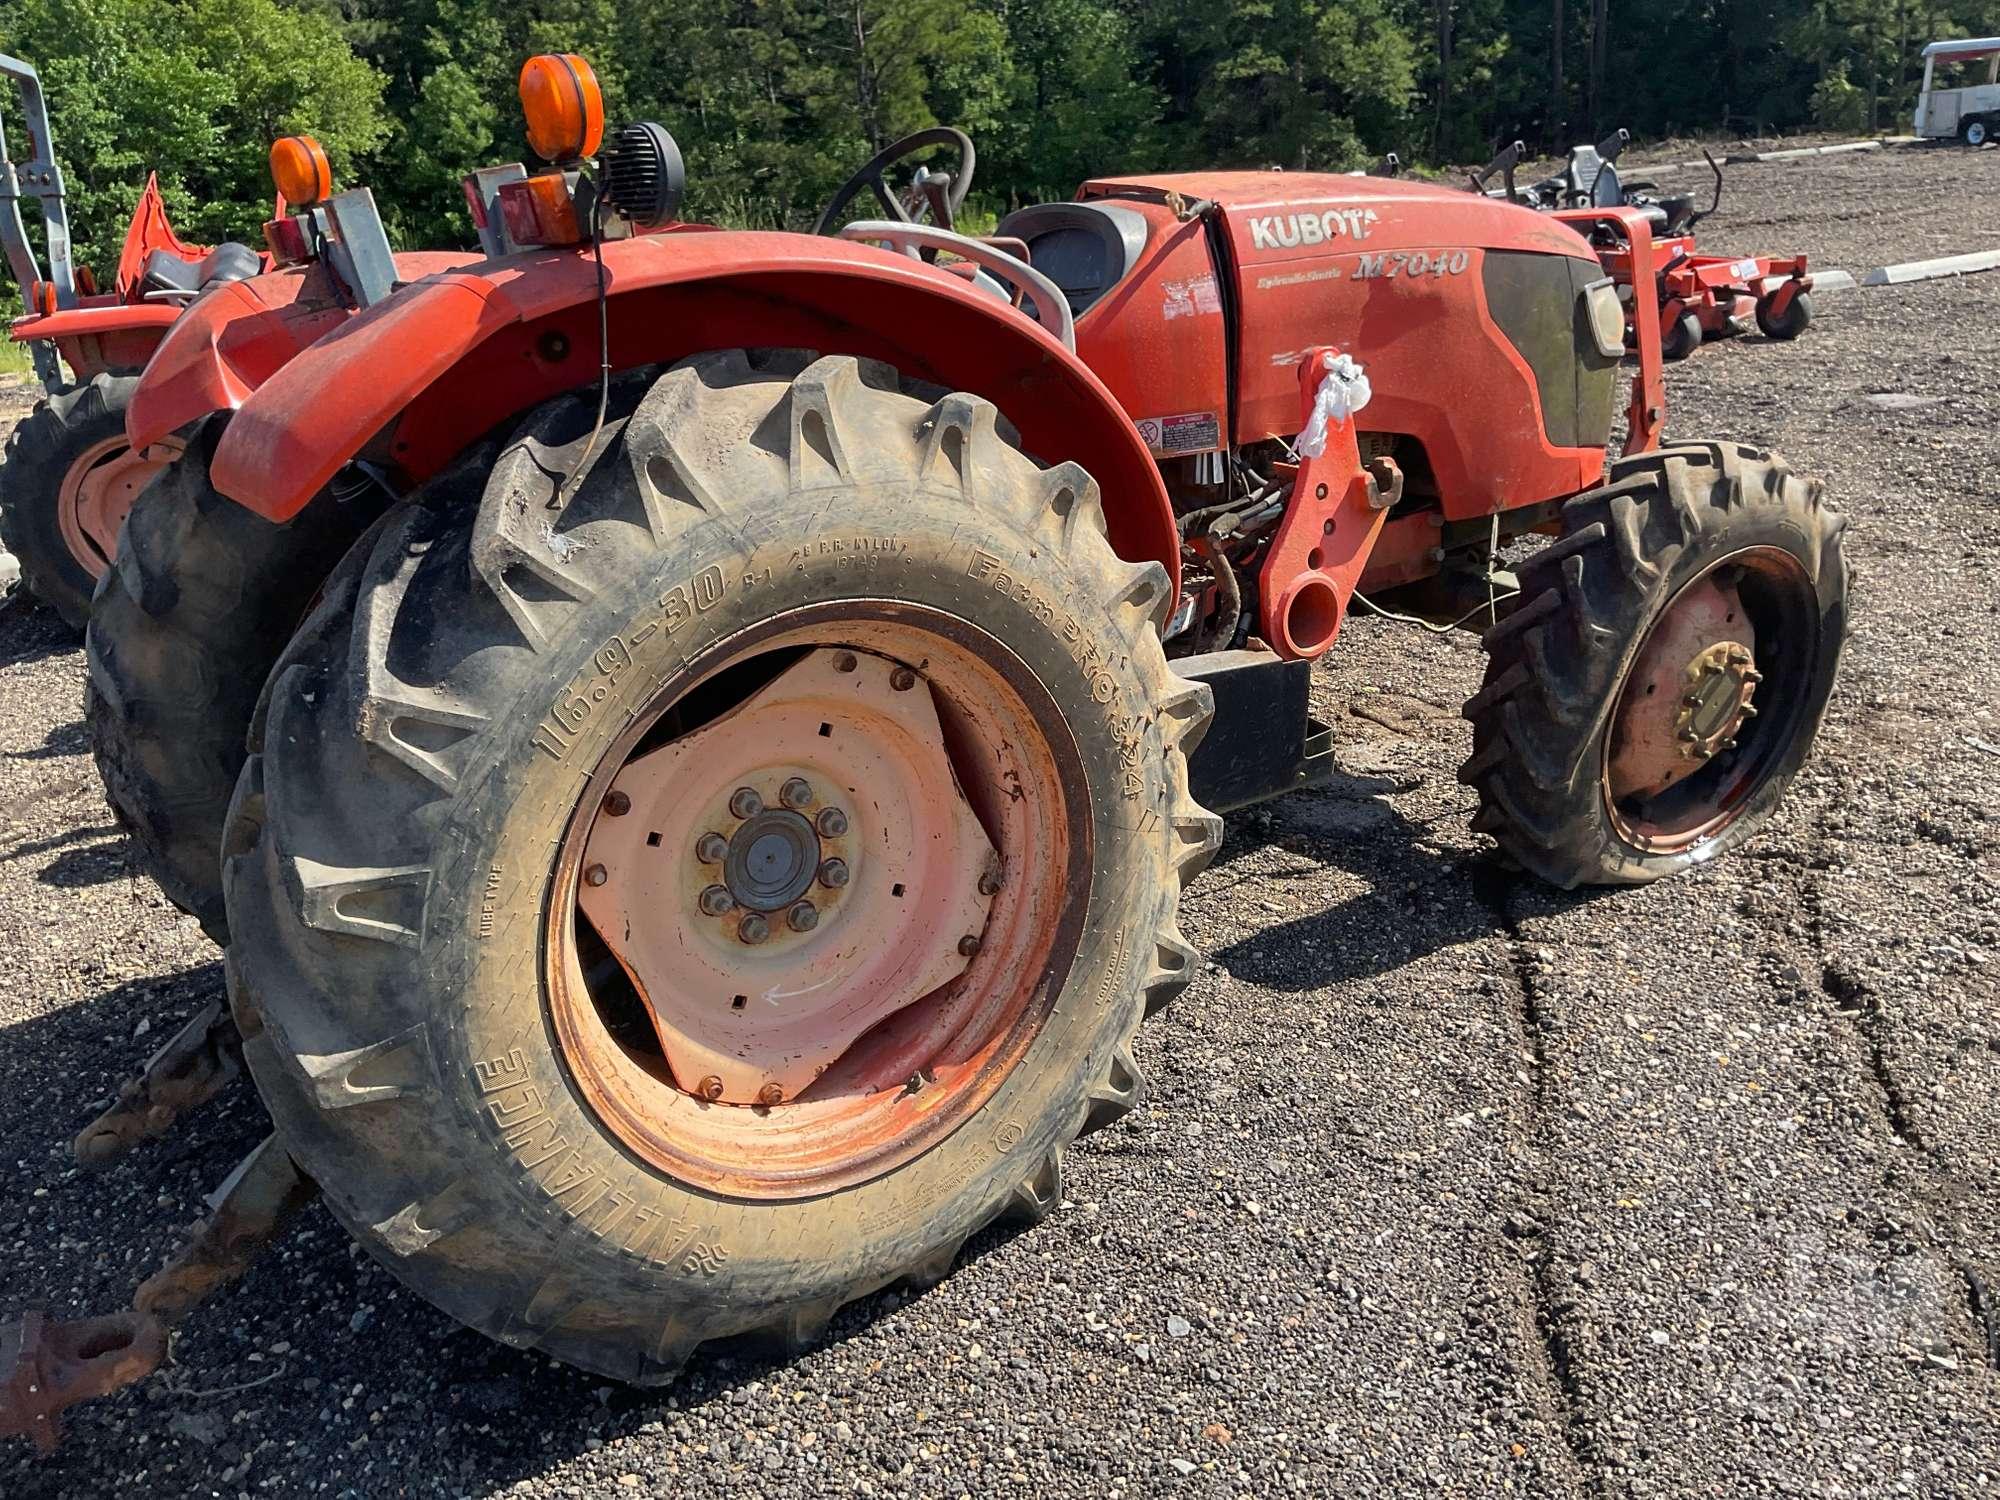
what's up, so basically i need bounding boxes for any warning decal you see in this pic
[1136,411,1222,456]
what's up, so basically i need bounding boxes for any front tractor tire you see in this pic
[87,417,393,941]
[1461,443,1847,887]
[222,351,1221,1381]
[0,373,175,629]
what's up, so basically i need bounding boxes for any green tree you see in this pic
[1,0,387,274]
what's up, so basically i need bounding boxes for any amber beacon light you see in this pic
[268,135,333,208]
[519,53,605,163]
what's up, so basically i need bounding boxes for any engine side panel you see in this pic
[1221,196,1607,520]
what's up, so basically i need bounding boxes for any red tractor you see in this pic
[6,55,1847,1446]
[1478,133,1814,361]
[86,132,475,942]
[0,52,268,624]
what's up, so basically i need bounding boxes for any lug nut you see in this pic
[958,934,982,958]
[978,868,1003,897]
[818,858,849,889]
[698,885,735,916]
[602,789,631,817]
[758,1083,784,1106]
[780,777,814,810]
[788,901,819,932]
[729,787,763,819]
[583,864,609,887]
[816,807,849,838]
[738,913,770,944]
[697,1075,725,1101]
[890,667,917,691]
[696,832,729,864]
[833,652,859,673]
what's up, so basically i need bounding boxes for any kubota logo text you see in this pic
[1248,208,1379,251]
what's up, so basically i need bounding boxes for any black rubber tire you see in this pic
[1962,118,1990,147]
[0,373,139,628]
[221,350,1221,1383]
[1659,309,1703,363]
[1755,289,1813,341]
[1460,442,1847,887]
[87,416,391,942]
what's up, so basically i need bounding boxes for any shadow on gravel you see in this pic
[3,719,89,761]
[0,962,1034,1494]
[1205,771,1601,990]
[33,832,133,890]
[0,602,80,670]
[0,821,120,868]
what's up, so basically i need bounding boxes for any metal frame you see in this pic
[837,220,1077,351]
[0,53,74,386]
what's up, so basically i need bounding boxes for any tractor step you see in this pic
[1178,649,1333,813]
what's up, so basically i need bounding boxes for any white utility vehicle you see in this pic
[1915,37,2000,145]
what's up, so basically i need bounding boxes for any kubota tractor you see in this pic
[5,55,1847,1446]
[0,52,268,624]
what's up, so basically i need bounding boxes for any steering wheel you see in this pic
[812,128,976,237]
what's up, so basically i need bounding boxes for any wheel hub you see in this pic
[576,648,997,1105]
[1607,572,1760,801]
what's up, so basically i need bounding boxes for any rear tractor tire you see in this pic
[1461,442,1847,886]
[222,351,1222,1382]
[87,416,394,942]
[0,373,179,629]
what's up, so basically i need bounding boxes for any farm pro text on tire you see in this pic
[87,416,392,942]
[0,374,179,628]
[222,351,1222,1381]
[1460,442,1847,886]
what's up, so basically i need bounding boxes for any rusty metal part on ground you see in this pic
[74,999,243,1168]
[0,1134,317,1454]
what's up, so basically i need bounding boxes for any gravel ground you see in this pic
[1,143,1995,1497]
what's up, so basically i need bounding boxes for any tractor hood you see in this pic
[1083,170,1597,261]
[1064,170,1616,517]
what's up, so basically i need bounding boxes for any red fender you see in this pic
[126,252,482,452]
[207,231,1180,590]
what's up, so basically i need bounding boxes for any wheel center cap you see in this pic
[1677,640,1760,756]
[727,811,820,911]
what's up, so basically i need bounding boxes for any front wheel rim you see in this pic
[1601,545,1820,855]
[545,603,1091,1200]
